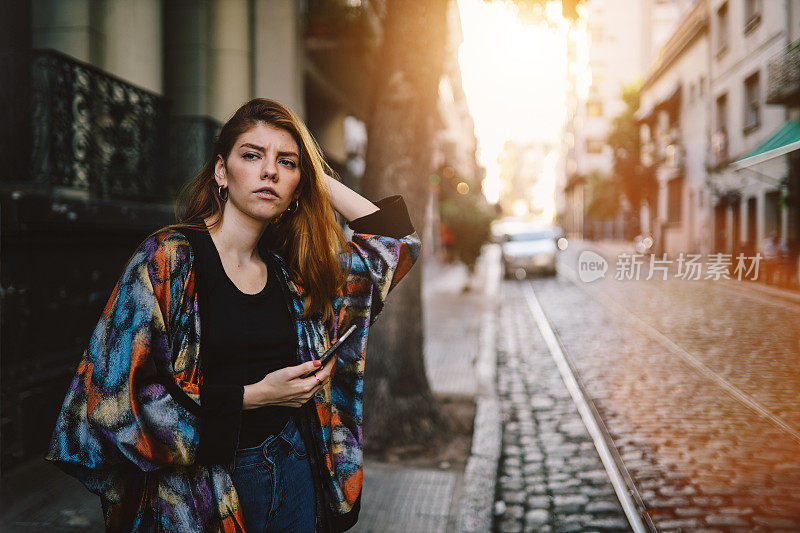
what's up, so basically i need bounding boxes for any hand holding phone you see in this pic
[300,325,357,378]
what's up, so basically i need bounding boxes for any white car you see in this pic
[501,225,560,279]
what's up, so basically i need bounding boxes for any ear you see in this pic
[214,155,227,187]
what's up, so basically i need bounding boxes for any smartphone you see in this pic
[302,325,357,378]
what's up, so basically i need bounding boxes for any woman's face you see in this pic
[214,123,303,224]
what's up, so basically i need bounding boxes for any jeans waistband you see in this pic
[235,416,295,454]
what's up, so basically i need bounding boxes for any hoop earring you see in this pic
[286,199,298,213]
[218,185,228,201]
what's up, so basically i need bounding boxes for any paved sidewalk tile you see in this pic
[359,252,496,533]
[352,460,459,533]
[423,251,496,399]
[0,457,103,532]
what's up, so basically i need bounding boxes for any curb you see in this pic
[456,396,501,532]
[457,245,501,532]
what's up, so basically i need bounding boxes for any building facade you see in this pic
[634,0,800,276]
[706,0,799,260]
[638,0,711,256]
[558,0,680,239]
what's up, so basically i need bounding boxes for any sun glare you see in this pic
[456,0,570,212]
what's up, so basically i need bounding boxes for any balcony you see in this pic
[708,129,729,170]
[3,48,223,211]
[664,143,685,171]
[2,49,183,201]
[766,42,800,106]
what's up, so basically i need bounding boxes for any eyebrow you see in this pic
[239,143,298,158]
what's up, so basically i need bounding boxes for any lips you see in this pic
[254,187,279,199]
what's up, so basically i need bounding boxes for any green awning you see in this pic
[731,118,800,170]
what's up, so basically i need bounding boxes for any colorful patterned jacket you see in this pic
[45,195,421,531]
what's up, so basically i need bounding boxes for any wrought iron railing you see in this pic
[26,49,174,199]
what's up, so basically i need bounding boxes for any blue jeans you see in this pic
[228,416,317,532]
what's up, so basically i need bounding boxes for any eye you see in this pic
[280,159,297,169]
[243,153,259,160]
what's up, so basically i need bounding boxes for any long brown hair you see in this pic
[162,98,349,322]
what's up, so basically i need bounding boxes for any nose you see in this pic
[262,160,278,181]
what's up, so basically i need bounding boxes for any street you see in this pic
[493,240,800,532]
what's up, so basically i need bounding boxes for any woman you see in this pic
[45,98,421,532]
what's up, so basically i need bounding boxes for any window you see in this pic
[745,0,761,31]
[586,139,604,154]
[667,176,684,224]
[765,190,781,238]
[744,71,760,131]
[586,100,603,117]
[717,2,729,55]
[714,93,729,163]
[716,93,728,136]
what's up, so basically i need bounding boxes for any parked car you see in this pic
[490,216,528,243]
[501,223,560,279]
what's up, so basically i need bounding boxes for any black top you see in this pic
[188,228,298,448]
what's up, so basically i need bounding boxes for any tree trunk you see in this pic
[360,0,449,451]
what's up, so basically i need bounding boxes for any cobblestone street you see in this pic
[490,240,800,531]
[494,281,630,532]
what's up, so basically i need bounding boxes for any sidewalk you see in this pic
[0,458,101,532]
[353,245,501,533]
[0,246,502,532]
